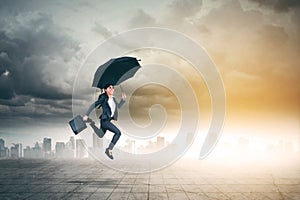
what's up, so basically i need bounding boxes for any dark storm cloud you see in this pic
[0,95,29,107]
[0,97,72,124]
[250,0,300,12]
[0,5,81,123]
[0,12,80,101]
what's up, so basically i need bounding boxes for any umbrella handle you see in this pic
[119,85,124,93]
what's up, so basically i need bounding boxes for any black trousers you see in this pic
[100,119,121,150]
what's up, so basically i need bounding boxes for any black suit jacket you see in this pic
[85,93,125,120]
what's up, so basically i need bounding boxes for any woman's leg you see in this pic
[90,121,105,138]
[101,120,121,150]
[85,118,105,138]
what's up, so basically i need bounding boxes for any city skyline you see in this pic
[0,135,169,159]
[1,132,298,160]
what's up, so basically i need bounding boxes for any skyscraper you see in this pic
[23,146,31,158]
[65,137,75,158]
[157,136,165,149]
[10,143,22,158]
[69,136,75,150]
[43,138,52,153]
[76,139,87,158]
[32,142,43,158]
[0,138,5,157]
[0,138,4,150]
[0,138,9,158]
[55,142,65,158]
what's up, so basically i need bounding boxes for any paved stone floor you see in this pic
[0,157,299,200]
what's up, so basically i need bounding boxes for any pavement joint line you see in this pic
[105,172,127,200]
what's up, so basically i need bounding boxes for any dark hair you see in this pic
[103,83,113,90]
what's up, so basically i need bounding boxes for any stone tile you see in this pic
[186,192,210,200]
[215,184,238,193]
[282,192,300,200]
[95,185,116,193]
[131,184,149,193]
[164,178,179,184]
[181,184,201,193]
[198,185,219,192]
[194,178,209,184]
[165,184,183,193]
[119,178,136,184]
[43,184,80,193]
[0,193,33,200]
[135,178,149,184]
[87,192,111,200]
[278,184,300,193]
[149,178,164,184]
[3,184,48,193]
[26,192,69,200]
[113,184,133,192]
[178,178,195,184]
[149,192,169,200]
[108,192,129,200]
[128,192,149,200]
[64,192,92,200]
[162,174,177,178]
[262,193,286,200]
[223,192,249,200]
[74,184,100,193]
[205,192,231,200]
[167,192,189,200]
[239,192,282,200]
[149,184,166,193]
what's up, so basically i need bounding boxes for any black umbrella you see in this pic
[92,56,141,89]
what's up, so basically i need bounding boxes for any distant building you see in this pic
[31,142,43,158]
[10,143,22,158]
[76,139,87,158]
[43,138,52,156]
[69,136,75,150]
[55,142,65,158]
[0,138,4,151]
[122,139,135,153]
[157,136,165,149]
[0,138,8,157]
[65,137,75,158]
[0,138,9,158]
[23,146,31,158]
[138,140,157,154]
[132,140,136,154]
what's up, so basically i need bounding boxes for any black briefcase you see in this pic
[69,115,87,135]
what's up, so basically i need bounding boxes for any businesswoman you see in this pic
[83,84,126,160]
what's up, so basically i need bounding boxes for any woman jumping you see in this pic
[83,84,126,160]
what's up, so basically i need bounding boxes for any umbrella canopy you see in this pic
[92,56,141,89]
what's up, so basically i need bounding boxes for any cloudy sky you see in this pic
[0,0,299,150]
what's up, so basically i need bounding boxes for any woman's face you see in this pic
[105,85,114,95]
